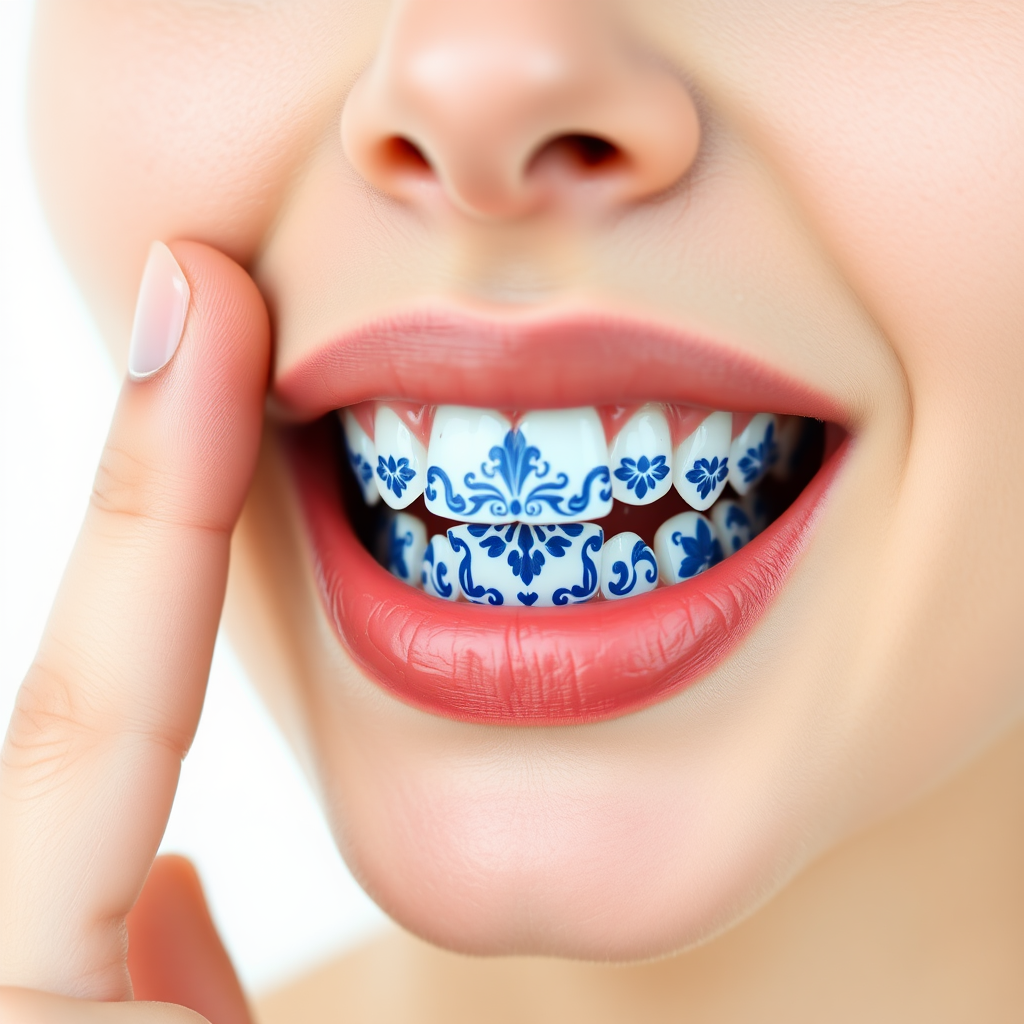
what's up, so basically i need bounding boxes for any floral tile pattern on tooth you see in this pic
[385,512,427,586]
[447,522,603,607]
[426,407,612,524]
[673,411,732,512]
[609,405,673,506]
[374,405,427,509]
[654,511,724,585]
[340,410,380,506]
[600,532,659,600]
[728,413,778,496]
[710,499,753,555]
[421,534,459,601]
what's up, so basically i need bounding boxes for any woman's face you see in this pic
[29,0,1024,957]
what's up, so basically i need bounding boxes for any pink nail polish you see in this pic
[127,241,190,380]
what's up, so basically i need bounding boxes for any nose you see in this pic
[341,0,701,220]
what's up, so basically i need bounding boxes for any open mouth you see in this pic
[279,310,848,724]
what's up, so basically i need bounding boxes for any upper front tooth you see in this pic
[654,511,724,585]
[426,406,611,524]
[673,411,732,511]
[424,406,514,522]
[383,511,428,586]
[340,410,380,506]
[609,404,673,506]
[374,405,427,509]
[728,413,778,495]
[599,531,659,600]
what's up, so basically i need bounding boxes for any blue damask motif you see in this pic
[377,454,417,498]
[552,532,602,605]
[425,429,611,520]
[449,523,598,606]
[673,519,724,579]
[449,527,504,605]
[614,455,670,500]
[606,539,659,597]
[387,519,415,581]
[685,455,729,501]
[738,422,778,484]
[421,540,453,598]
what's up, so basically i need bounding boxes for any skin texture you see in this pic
[4,0,1023,1016]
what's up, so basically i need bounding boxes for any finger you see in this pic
[127,857,250,1024]
[0,242,270,999]
[0,987,209,1024]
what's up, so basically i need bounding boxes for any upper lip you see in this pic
[271,305,846,423]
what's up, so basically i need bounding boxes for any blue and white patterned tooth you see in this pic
[710,499,753,556]
[515,408,612,523]
[599,532,659,601]
[424,406,514,523]
[339,409,380,506]
[673,411,733,512]
[421,533,459,601]
[654,511,724,585]
[727,412,779,496]
[608,405,673,506]
[426,406,611,525]
[447,522,603,607]
[383,512,428,586]
[373,405,427,509]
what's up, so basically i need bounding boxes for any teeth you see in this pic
[447,522,603,606]
[421,534,459,601]
[599,532,659,601]
[609,404,673,506]
[383,512,428,586]
[374,405,427,509]
[654,512,724,585]
[710,499,753,556]
[425,405,611,524]
[673,411,732,512]
[728,413,778,496]
[339,410,380,506]
[424,406,514,522]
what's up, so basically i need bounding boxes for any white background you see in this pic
[0,0,389,994]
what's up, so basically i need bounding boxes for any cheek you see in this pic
[28,0,361,354]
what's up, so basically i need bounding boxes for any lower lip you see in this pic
[288,423,847,726]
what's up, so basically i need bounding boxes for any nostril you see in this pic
[380,135,433,176]
[528,133,626,179]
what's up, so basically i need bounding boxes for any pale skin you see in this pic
[2,0,1023,1020]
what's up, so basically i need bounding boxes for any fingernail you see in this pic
[127,241,190,380]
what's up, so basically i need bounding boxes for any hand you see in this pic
[0,242,270,1022]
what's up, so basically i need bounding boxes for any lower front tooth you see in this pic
[600,532,659,600]
[654,512,724,585]
[384,512,428,586]
[447,522,603,607]
[710,499,753,555]
[340,410,380,506]
[673,411,732,511]
[374,405,427,509]
[422,534,459,601]
[728,413,778,495]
